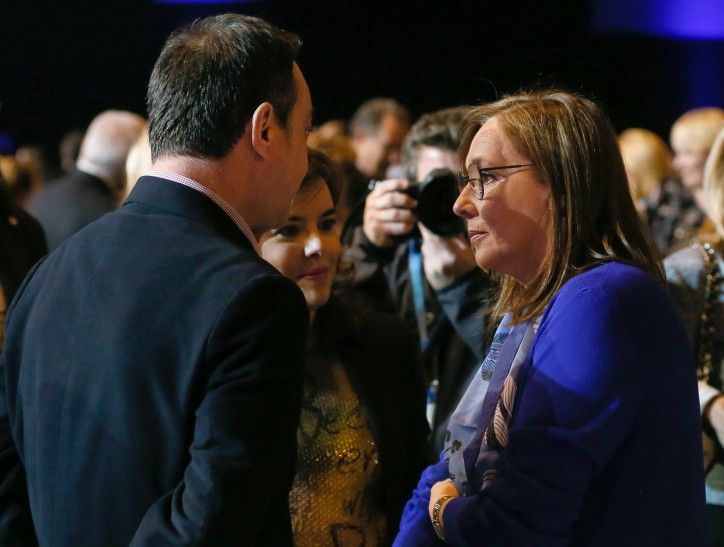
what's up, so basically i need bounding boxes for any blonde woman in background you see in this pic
[641,108,724,254]
[666,127,724,545]
[618,128,673,215]
[122,126,151,203]
[671,108,724,202]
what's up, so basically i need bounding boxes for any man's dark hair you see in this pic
[348,98,410,137]
[148,14,301,161]
[402,106,470,181]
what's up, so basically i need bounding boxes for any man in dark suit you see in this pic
[0,14,312,546]
[0,174,47,350]
[27,110,145,251]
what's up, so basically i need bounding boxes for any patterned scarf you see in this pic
[444,313,539,494]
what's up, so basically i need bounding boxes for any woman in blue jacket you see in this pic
[394,91,706,546]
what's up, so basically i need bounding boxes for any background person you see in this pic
[0,169,46,350]
[647,107,724,254]
[122,126,151,202]
[259,149,430,546]
[666,127,724,545]
[349,97,410,182]
[618,127,673,218]
[341,98,411,235]
[27,109,145,250]
[395,90,705,546]
[345,107,495,453]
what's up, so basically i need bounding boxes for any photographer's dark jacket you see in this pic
[343,226,496,454]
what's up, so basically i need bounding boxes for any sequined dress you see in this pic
[289,358,387,546]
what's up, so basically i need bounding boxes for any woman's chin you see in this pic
[303,291,331,314]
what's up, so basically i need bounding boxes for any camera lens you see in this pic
[414,168,465,236]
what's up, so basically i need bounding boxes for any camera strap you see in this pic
[408,238,429,349]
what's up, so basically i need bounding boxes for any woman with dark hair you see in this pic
[394,91,705,546]
[259,149,430,546]
[0,172,46,348]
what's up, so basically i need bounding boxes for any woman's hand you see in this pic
[707,395,724,447]
[428,478,460,525]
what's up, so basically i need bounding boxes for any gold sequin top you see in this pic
[289,359,386,546]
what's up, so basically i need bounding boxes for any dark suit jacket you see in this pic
[27,169,118,251]
[0,205,47,304]
[0,176,309,546]
[324,304,430,543]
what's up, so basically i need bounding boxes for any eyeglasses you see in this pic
[457,163,534,199]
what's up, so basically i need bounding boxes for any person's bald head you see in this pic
[76,110,146,193]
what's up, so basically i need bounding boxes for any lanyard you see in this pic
[407,238,429,350]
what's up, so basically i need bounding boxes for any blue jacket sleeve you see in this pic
[393,456,448,547]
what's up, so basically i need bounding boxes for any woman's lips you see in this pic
[467,229,487,242]
[298,267,328,281]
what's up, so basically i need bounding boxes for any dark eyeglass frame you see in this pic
[457,163,535,199]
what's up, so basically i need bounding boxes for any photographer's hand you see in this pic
[363,178,418,248]
[419,224,477,291]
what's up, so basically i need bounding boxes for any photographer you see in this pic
[344,107,496,453]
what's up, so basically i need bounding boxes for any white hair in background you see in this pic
[76,110,145,193]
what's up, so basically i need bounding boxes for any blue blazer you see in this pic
[0,176,309,546]
[395,263,707,546]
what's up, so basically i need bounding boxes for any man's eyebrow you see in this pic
[320,208,335,217]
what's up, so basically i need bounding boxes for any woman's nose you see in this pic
[304,234,322,257]
[453,188,476,220]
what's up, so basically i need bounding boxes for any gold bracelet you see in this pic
[431,495,455,541]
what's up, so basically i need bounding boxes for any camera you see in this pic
[404,168,465,236]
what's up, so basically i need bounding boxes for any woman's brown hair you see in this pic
[460,90,663,324]
[298,148,343,205]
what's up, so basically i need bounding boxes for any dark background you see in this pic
[1,0,722,165]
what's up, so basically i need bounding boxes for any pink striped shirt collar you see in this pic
[146,170,260,255]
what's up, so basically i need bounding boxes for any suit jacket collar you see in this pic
[123,175,256,252]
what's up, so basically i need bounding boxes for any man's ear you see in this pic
[251,102,275,159]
